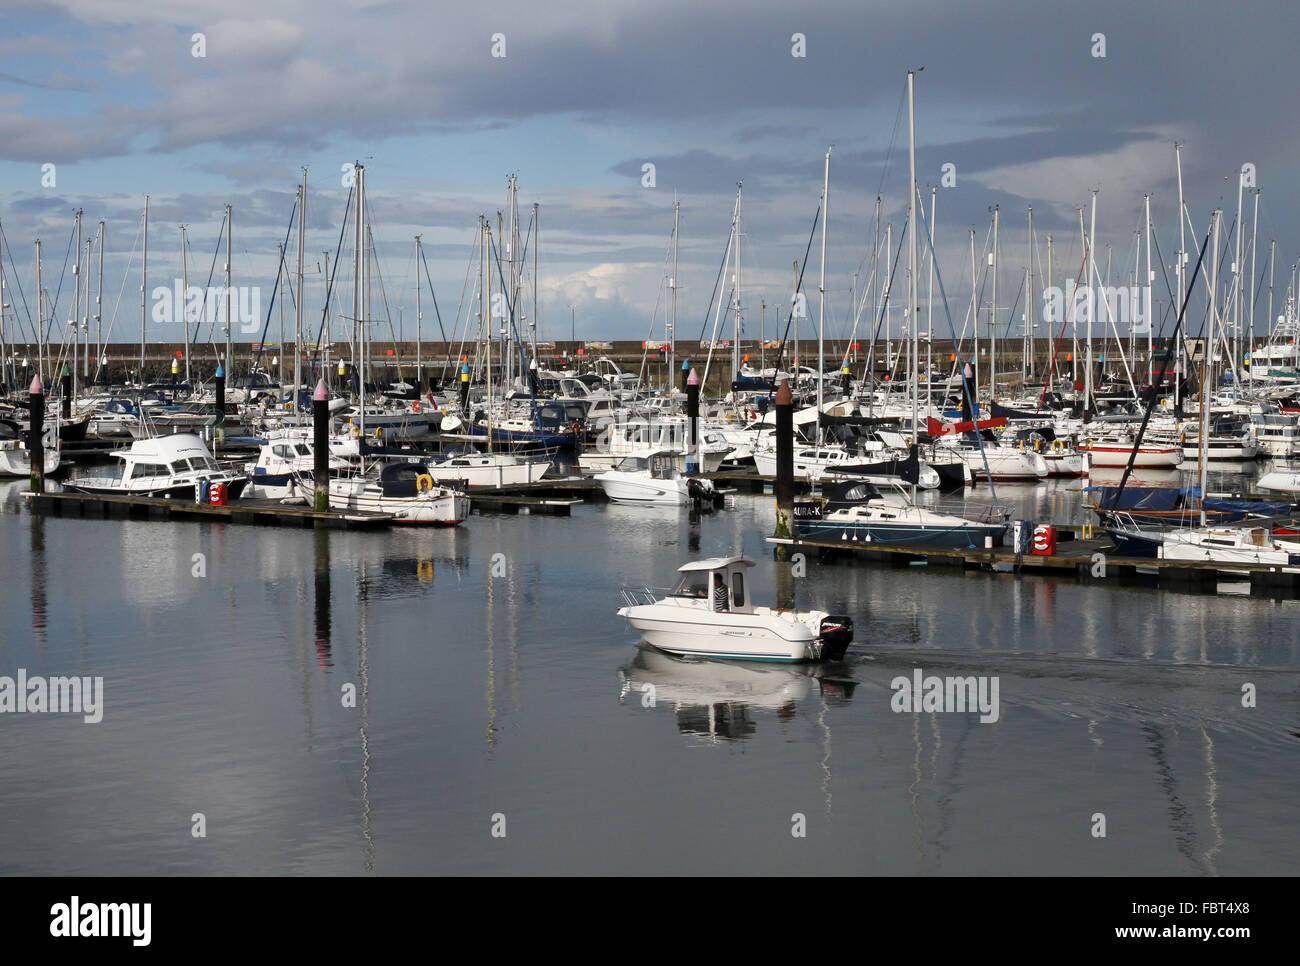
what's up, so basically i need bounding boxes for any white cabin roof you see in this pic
[677,555,755,573]
[117,433,213,462]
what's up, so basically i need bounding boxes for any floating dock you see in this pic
[25,491,393,529]
[767,529,1300,594]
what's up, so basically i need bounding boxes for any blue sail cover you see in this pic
[1202,498,1292,517]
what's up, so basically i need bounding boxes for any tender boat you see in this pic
[617,556,853,662]
[63,433,247,499]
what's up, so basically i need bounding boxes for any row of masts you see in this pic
[3,134,1298,411]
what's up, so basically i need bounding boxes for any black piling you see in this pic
[775,376,794,538]
[27,375,44,494]
[686,367,700,473]
[213,361,226,450]
[313,378,329,514]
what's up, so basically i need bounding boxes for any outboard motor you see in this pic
[686,476,722,510]
[816,615,854,661]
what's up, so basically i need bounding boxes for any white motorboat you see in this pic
[243,429,352,500]
[300,460,469,524]
[752,444,855,481]
[617,556,853,662]
[595,448,715,506]
[63,433,247,499]
[424,448,552,488]
[1157,526,1300,567]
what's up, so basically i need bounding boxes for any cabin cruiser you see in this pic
[423,447,552,488]
[63,433,247,499]
[243,430,352,500]
[299,460,469,524]
[617,556,853,662]
[579,418,731,473]
[795,479,1010,548]
[752,443,856,481]
[595,448,717,506]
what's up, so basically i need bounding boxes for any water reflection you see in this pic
[619,646,856,743]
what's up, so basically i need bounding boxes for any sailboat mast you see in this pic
[484,220,494,454]
[140,196,149,384]
[907,70,919,444]
[1175,143,1186,409]
[670,199,678,409]
[415,235,423,384]
[733,182,743,384]
[1199,210,1221,526]
[72,208,81,402]
[817,148,831,447]
[224,202,232,375]
[181,225,191,386]
[1145,193,1153,389]
[95,220,104,376]
[296,168,306,407]
[532,201,539,364]
[1248,187,1259,389]
[354,162,365,445]
[1086,191,1098,420]
[990,203,998,407]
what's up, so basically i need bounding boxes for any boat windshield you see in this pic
[670,571,712,599]
[614,456,649,472]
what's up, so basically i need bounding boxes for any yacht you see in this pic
[617,556,853,662]
[795,479,1010,548]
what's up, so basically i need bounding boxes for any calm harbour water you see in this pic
[1,467,1297,875]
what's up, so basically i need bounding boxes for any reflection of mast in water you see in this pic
[357,559,374,873]
[485,558,498,747]
[1142,722,1203,872]
[1200,727,1222,874]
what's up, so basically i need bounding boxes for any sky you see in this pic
[1,0,1298,360]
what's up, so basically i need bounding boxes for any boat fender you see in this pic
[416,473,434,493]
